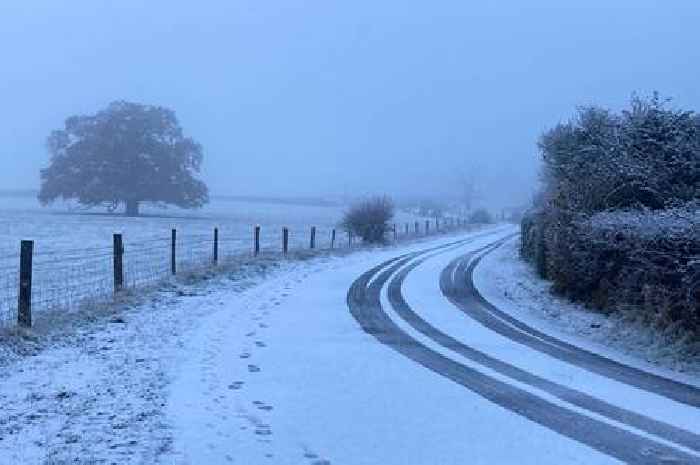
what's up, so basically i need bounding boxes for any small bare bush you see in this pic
[468,208,493,224]
[342,196,395,244]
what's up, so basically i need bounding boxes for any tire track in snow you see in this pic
[347,236,700,465]
[444,245,700,408]
[387,245,700,453]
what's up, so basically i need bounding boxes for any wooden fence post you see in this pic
[331,229,336,249]
[436,218,440,232]
[283,227,289,255]
[310,226,316,249]
[171,229,177,275]
[405,223,409,236]
[425,220,430,235]
[415,221,419,235]
[113,234,124,293]
[254,225,261,256]
[213,228,219,265]
[393,224,397,241]
[348,232,352,248]
[18,240,33,328]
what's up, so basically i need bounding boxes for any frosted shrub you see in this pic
[468,208,493,224]
[342,196,395,244]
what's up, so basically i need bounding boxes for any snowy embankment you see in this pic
[474,238,700,377]
[0,254,299,464]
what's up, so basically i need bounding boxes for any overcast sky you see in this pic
[1,1,699,206]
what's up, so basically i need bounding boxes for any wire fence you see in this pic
[0,218,469,329]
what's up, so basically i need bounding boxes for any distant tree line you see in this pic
[522,93,700,343]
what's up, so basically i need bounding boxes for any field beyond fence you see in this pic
[1,218,470,329]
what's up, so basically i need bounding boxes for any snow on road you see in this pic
[401,239,700,437]
[2,226,699,464]
[165,230,521,465]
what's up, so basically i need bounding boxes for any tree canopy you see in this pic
[39,101,209,216]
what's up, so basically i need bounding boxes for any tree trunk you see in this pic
[125,200,140,217]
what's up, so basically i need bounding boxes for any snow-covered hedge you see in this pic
[522,94,700,342]
[523,205,700,340]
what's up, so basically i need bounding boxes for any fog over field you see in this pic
[3,4,700,465]
[2,1,699,211]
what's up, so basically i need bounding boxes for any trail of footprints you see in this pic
[203,278,331,464]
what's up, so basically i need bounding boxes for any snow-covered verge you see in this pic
[474,238,700,379]
[0,252,308,465]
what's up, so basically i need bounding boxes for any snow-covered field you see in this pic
[0,195,347,260]
[0,195,422,328]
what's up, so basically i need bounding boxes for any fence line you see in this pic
[0,219,471,329]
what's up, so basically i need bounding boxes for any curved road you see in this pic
[348,233,700,464]
[168,227,700,465]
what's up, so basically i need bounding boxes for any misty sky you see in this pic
[1,1,699,206]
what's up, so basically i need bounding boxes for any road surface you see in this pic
[168,226,700,464]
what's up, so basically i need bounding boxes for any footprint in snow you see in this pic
[253,400,274,411]
[255,341,267,348]
[255,425,272,436]
[239,353,251,359]
[248,365,261,373]
[228,382,244,390]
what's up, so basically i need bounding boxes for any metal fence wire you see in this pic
[0,218,468,329]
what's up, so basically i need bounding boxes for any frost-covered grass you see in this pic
[0,195,347,259]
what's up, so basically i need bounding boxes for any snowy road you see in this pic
[167,226,700,465]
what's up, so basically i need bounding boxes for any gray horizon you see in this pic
[1,1,699,209]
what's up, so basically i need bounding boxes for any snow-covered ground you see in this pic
[474,238,700,378]
[0,228,487,464]
[2,227,698,465]
[0,254,303,464]
[0,195,346,258]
